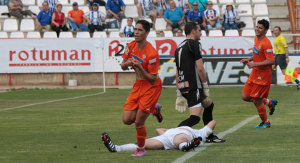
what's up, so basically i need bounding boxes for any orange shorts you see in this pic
[124,78,162,114]
[243,80,270,98]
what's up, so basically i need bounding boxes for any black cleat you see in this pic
[101,132,117,152]
[154,103,163,123]
[181,137,202,152]
[297,83,300,90]
[206,134,226,143]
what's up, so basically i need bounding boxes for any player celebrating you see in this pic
[102,120,216,152]
[273,26,300,90]
[120,20,163,157]
[240,19,278,128]
[174,22,225,143]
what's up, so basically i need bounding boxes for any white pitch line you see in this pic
[172,115,258,163]
[0,91,106,112]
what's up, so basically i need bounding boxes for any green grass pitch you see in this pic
[0,86,299,162]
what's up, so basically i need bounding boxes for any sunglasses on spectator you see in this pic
[193,4,198,6]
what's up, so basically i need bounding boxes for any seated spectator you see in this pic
[187,1,206,30]
[106,0,125,20]
[119,17,134,37]
[155,0,169,19]
[87,0,106,7]
[0,0,9,6]
[221,3,247,30]
[174,0,188,11]
[36,1,52,32]
[176,28,184,37]
[204,1,221,30]
[164,0,185,31]
[51,3,68,37]
[137,0,156,21]
[188,0,207,12]
[85,3,106,37]
[159,31,165,37]
[8,0,36,20]
[68,2,88,32]
[38,0,57,13]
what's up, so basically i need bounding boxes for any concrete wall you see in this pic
[0,72,136,86]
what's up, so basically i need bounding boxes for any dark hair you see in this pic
[273,26,281,31]
[128,17,133,21]
[184,22,198,35]
[257,19,269,30]
[136,20,150,32]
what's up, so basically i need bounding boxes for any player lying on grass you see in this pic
[102,120,216,152]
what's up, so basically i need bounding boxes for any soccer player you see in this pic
[240,19,278,128]
[273,26,300,90]
[120,20,163,156]
[174,22,225,143]
[102,120,216,152]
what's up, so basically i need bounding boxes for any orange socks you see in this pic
[256,104,269,123]
[136,125,147,150]
[263,98,272,107]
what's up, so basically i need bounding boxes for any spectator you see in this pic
[189,0,207,12]
[187,1,206,30]
[155,0,169,19]
[85,3,106,37]
[0,0,9,6]
[174,0,188,11]
[159,31,165,37]
[8,0,36,20]
[204,1,221,30]
[137,0,157,21]
[38,0,57,13]
[51,3,68,37]
[164,0,185,31]
[176,28,184,37]
[221,3,247,30]
[36,1,52,32]
[68,2,88,32]
[106,0,125,20]
[87,0,106,7]
[119,17,134,37]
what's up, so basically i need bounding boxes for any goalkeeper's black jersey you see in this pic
[175,39,203,92]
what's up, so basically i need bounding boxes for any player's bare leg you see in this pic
[122,110,137,125]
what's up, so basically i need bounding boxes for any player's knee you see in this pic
[123,118,134,125]
[242,95,251,102]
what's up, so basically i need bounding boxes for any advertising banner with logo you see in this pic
[158,57,277,86]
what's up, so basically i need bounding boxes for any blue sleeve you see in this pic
[187,11,191,20]
[106,0,111,10]
[36,11,42,21]
[119,0,125,6]
[201,10,204,18]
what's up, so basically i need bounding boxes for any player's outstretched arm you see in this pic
[247,59,274,69]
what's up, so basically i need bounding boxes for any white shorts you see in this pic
[150,126,212,150]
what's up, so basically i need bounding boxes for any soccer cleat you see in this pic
[101,132,117,152]
[269,99,278,115]
[181,137,202,152]
[254,122,271,128]
[153,103,163,123]
[206,134,226,143]
[131,148,146,157]
[297,83,300,90]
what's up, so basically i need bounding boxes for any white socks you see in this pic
[178,142,188,151]
[115,143,137,152]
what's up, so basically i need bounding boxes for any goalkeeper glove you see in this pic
[203,82,209,98]
[176,90,188,112]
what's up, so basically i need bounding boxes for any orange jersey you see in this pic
[122,40,160,75]
[248,36,275,85]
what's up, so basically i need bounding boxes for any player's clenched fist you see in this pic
[176,90,188,112]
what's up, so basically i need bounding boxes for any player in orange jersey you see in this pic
[240,19,278,128]
[119,20,163,156]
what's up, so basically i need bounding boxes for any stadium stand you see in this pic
[0,32,8,38]
[238,4,252,16]
[241,29,255,36]
[22,0,36,6]
[201,30,206,37]
[59,0,70,5]
[20,19,35,32]
[76,32,91,38]
[254,4,269,17]
[109,31,120,38]
[155,18,167,31]
[93,31,107,38]
[209,30,223,36]
[26,31,42,38]
[148,31,157,37]
[219,0,234,5]
[124,5,139,18]
[252,0,267,4]
[59,31,73,38]
[43,31,58,38]
[3,19,18,32]
[123,0,134,5]
[28,5,41,15]
[164,31,173,37]
[0,6,9,18]
[235,0,250,4]
[70,0,85,6]
[240,17,254,29]
[10,31,25,38]
[225,29,239,36]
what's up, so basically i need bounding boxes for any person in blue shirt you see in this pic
[164,0,185,31]
[106,0,126,20]
[187,1,206,30]
[36,1,52,32]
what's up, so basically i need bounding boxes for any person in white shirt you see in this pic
[84,3,106,37]
[204,1,221,30]
[119,17,135,37]
[221,3,247,30]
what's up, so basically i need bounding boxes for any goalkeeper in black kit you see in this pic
[174,22,225,143]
